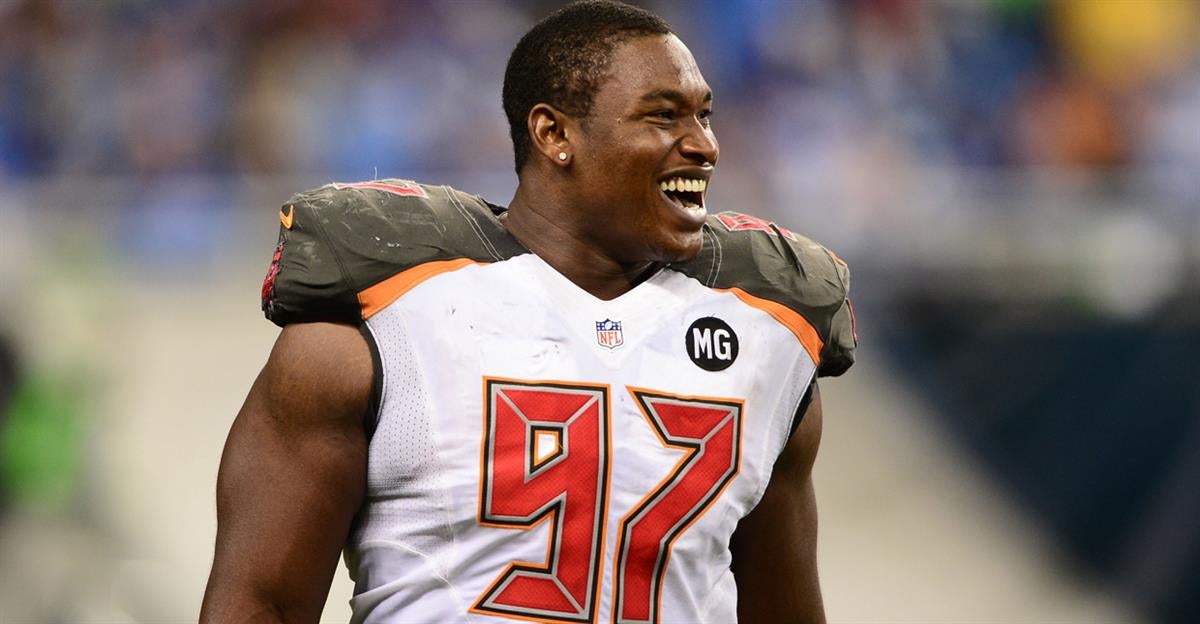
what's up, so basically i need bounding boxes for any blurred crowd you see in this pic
[1,0,1197,193]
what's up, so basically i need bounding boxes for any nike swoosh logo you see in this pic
[280,205,294,229]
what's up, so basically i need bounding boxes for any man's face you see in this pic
[569,34,718,265]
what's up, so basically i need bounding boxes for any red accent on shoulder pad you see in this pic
[333,180,428,198]
[715,212,797,241]
[261,234,285,307]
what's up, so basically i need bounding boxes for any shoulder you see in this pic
[261,179,523,327]
[673,211,857,377]
[261,322,374,427]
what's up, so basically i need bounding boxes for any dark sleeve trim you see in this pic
[787,378,817,442]
[359,323,383,440]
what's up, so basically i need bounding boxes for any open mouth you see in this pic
[659,176,707,210]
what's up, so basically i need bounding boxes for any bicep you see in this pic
[730,383,825,624]
[201,323,373,623]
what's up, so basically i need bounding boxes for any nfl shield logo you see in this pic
[595,319,624,350]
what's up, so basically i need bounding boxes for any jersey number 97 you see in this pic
[474,378,743,624]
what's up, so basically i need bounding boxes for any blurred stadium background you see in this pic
[1,0,1197,622]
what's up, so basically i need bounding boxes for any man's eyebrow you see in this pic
[639,88,714,105]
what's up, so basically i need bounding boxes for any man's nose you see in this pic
[680,124,718,166]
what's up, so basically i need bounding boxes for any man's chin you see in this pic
[657,229,706,264]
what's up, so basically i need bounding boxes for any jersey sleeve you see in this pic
[816,253,856,377]
[259,179,506,327]
[764,226,856,377]
[674,212,858,377]
[260,193,359,326]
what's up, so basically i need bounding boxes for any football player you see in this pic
[202,2,855,623]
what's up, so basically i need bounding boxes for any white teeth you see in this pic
[659,177,708,194]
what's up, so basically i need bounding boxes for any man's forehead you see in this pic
[604,34,711,103]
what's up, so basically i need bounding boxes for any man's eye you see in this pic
[698,109,713,125]
[652,110,675,120]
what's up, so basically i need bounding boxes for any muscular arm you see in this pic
[201,323,373,623]
[730,383,825,624]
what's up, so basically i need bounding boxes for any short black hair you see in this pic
[502,0,672,173]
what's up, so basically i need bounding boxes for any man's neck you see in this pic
[505,183,660,301]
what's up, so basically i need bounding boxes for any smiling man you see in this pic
[201,2,855,623]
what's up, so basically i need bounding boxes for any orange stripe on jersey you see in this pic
[717,287,824,366]
[358,258,481,319]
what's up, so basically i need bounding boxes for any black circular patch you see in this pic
[685,317,739,371]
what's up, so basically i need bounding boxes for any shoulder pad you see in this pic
[673,211,857,377]
[260,179,524,326]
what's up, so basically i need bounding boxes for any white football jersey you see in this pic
[259,181,857,624]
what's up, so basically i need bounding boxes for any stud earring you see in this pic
[558,152,568,161]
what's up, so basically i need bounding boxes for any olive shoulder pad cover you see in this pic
[260,179,525,327]
[671,211,857,377]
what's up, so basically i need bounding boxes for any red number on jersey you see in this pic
[331,180,428,198]
[474,379,744,624]
[473,379,611,623]
[613,389,743,624]
[715,212,797,241]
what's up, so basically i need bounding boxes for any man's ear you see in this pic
[527,103,574,167]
